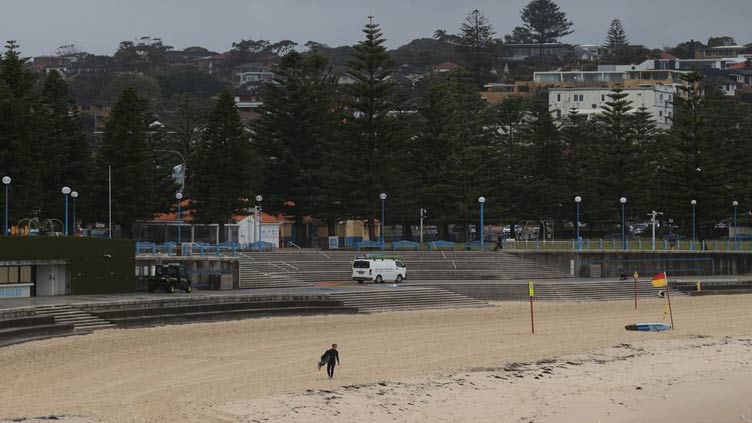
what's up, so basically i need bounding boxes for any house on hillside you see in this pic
[548,84,675,129]
[197,53,228,74]
[432,62,460,73]
[31,56,70,75]
[695,45,750,59]
[501,43,573,62]
[574,44,605,61]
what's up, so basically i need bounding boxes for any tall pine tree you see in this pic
[191,91,256,241]
[458,10,496,87]
[255,52,339,246]
[605,18,629,49]
[520,0,574,44]
[342,16,397,240]
[38,71,90,224]
[90,88,173,237]
[0,41,41,223]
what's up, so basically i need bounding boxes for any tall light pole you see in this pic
[620,197,627,250]
[380,193,387,251]
[176,191,183,245]
[71,191,78,236]
[255,195,263,246]
[419,208,427,244]
[62,186,71,236]
[2,176,10,235]
[732,200,739,241]
[478,196,486,250]
[691,200,697,250]
[574,196,582,250]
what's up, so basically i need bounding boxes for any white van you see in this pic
[351,257,407,284]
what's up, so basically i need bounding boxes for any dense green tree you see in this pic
[190,91,256,241]
[605,18,629,49]
[667,40,705,59]
[0,41,41,224]
[37,71,91,225]
[707,36,737,47]
[662,73,733,237]
[520,0,574,44]
[89,88,173,236]
[157,65,228,101]
[458,9,496,86]
[429,68,492,240]
[341,16,397,240]
[254,52,339,246]
[504,26,534,44]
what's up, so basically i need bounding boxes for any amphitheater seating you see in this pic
[89,299,357,327]
[238,250,571,289]
[0,315,75,347]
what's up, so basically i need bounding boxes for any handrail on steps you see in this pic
[287,241,302,252]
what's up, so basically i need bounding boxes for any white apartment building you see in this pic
[548,85,675,129]
[238,71,274,86]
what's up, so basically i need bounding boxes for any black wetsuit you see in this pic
[322,349,339,378]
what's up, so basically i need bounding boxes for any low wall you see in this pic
[513,251,752,277]
[135,256,239,290]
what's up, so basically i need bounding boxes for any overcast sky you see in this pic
[4,0,751,56]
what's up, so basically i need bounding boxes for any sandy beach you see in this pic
[1,295,751,422]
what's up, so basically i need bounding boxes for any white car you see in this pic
[351,257,407,284]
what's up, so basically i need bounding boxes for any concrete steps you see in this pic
[328,287,490,313]
[237,251,571,288]
[34,305,115,332]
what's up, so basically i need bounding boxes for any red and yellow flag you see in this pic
[652,272,667,287]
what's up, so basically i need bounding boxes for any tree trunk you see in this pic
[294,214,306,247]
[327,218,335,236]
[368,217,376,241]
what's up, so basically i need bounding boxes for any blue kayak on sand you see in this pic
[625,322,672,332]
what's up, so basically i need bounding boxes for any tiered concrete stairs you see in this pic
[34,305,116,332]
[237,251,571,289]
[327,286,490,313]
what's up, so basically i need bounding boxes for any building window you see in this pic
[557,94,561,101]
[574,94,584,102]
[659,111,663,117]
[556,110,562,118]
[601,94,605,101]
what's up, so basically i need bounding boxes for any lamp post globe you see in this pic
[379,193,387,200]
[255,195,263,203]
[575,196,582,203]
[733,201,739,207]
[71,191,78,199]
[176,192,183,201]
[478,196,486,204]
[691,199,697,206]
[620,197,627,204]
[62,186,71,235]
[2,177,9,235]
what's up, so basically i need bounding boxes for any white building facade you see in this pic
[548,85,675,129]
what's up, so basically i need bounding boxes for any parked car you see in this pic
[351,257,406,284]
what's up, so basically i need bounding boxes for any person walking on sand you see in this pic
[320,344,340,379]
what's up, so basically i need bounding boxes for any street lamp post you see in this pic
[255,195,263,247]
[2,176,10,235]
[620,197,628,250]
[62,187,71,236]
[478,196,486,251]
[691,200,697,250]
[379,193,387,251]
[732,201,739,243]
[574,196,582,250]
[71,191,78,236]
[156,149,188,192]
[176,192,183,245]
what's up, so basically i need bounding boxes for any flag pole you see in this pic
[529,281,535,335]
[666,272,675,330]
